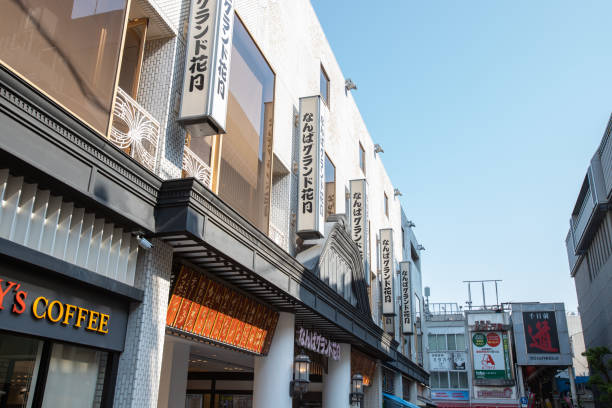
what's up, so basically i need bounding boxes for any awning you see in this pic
[384,393,421,408]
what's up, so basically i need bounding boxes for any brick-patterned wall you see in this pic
[136,0,191,180]
[113,239,173,408]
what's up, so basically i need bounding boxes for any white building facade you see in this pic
[0,0,429,407]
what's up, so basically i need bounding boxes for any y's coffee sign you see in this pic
[179,0,235,136]
[349,179,368,275]
[297,96,327,238]
[400,261,412,334]
[380,228,395,316]
[0,267,128,351]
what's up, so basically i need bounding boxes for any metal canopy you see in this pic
[155,178,428,383]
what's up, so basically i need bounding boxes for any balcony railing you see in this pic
[268,223,288,250]
[182,146,212,189]
[110,87,160,172]
[599,123,612,198]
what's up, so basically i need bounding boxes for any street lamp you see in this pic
[289,354,310,399]
[350,374,364,405]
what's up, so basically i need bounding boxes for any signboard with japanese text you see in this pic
[400,261,412,333]
[349,179,368,277]
[179,0,235,136]
[167,266,279,355]
[431,390,470,401]
[511,303,572,366]
[474,386,516,399]
[472,331,512,380]
[296,327,341,360]
[380,228,395,316]
[429,352,467,371]
[297,96,327,238]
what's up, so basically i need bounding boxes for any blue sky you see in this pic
[309,0,612,311]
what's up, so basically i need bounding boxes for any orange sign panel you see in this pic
[167,266,279,355]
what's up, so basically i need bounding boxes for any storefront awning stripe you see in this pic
[383,392,421,408]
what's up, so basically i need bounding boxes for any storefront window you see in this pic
[42,343,107,408]
[0,333,43,408]
[217,15,274,233]
[0,0,128,135]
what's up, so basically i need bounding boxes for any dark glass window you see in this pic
[359,142,366,173]
[0,333,42,407]
[320,65,329,105]
[325,154,335,219]
[217,16,275,233]
[0,0,128,135]
[384,192,389,217]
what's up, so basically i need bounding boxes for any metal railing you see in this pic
[182,145,213,189]
[268,223,288,250]
[110,87,160,172]
[599,123,612,197]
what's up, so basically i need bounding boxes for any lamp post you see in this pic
[289,354,311,400]
[350,374,364,406]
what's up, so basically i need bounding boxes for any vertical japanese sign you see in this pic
[179,0,235,136]
[523,312,560,354]
[350,179,368,274]
[400,261,412,334]
[297,96,327,238]
[380,228,395,316]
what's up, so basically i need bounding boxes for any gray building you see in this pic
[565,115,612,352]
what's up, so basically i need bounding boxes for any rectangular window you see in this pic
[320,65,329,106]
[118,18,148,98]
[0,0,129,135]
[458,371,468,388]
[447,334,457,351]
[438,371,449,388]
[325,154,336,219]
[0,332,43,407]
[456,333,465,351]
[430,372,439,388]
[384,193,389,217]
[437,334,447,351]
[217,15,275,234]
[428,334,437,352]
[42,343,108,408]
[450,371,459,389]
[359,142,366,173]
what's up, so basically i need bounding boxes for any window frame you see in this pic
[359,142,366,174]
[320,64,330,106]
[324,153,336,219]
[384,192,389,218]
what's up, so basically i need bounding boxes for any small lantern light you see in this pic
[350,373,364,404]
[290,354,310,399]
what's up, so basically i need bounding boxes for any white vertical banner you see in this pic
[400,261,412,334]
[350,179,368,277]
[297,96,327,238]
[179,0,235,136]
[380,228,395,316]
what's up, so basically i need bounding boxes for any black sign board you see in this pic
[523,311,560,354]
[0,258,129,352]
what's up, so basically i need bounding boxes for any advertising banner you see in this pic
[510,303,572,366]
[400,261,412,333]
[474,386,516,399]
[429,352,467,371]
[431,390,470,401]
[297,96,327,238]
[380,228,395,316]
[179,0,235,136]
[472,331,511,380]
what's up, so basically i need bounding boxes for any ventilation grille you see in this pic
[0,169,138,285]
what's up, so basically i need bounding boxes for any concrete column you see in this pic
[568,366,578,408]
[114,239,173,408]
[157,338,191,408]
[409,380,418,405]
[253,312,295,408]
[323,343,352,408]
[364,363,382,408]
[393,371,403,399]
